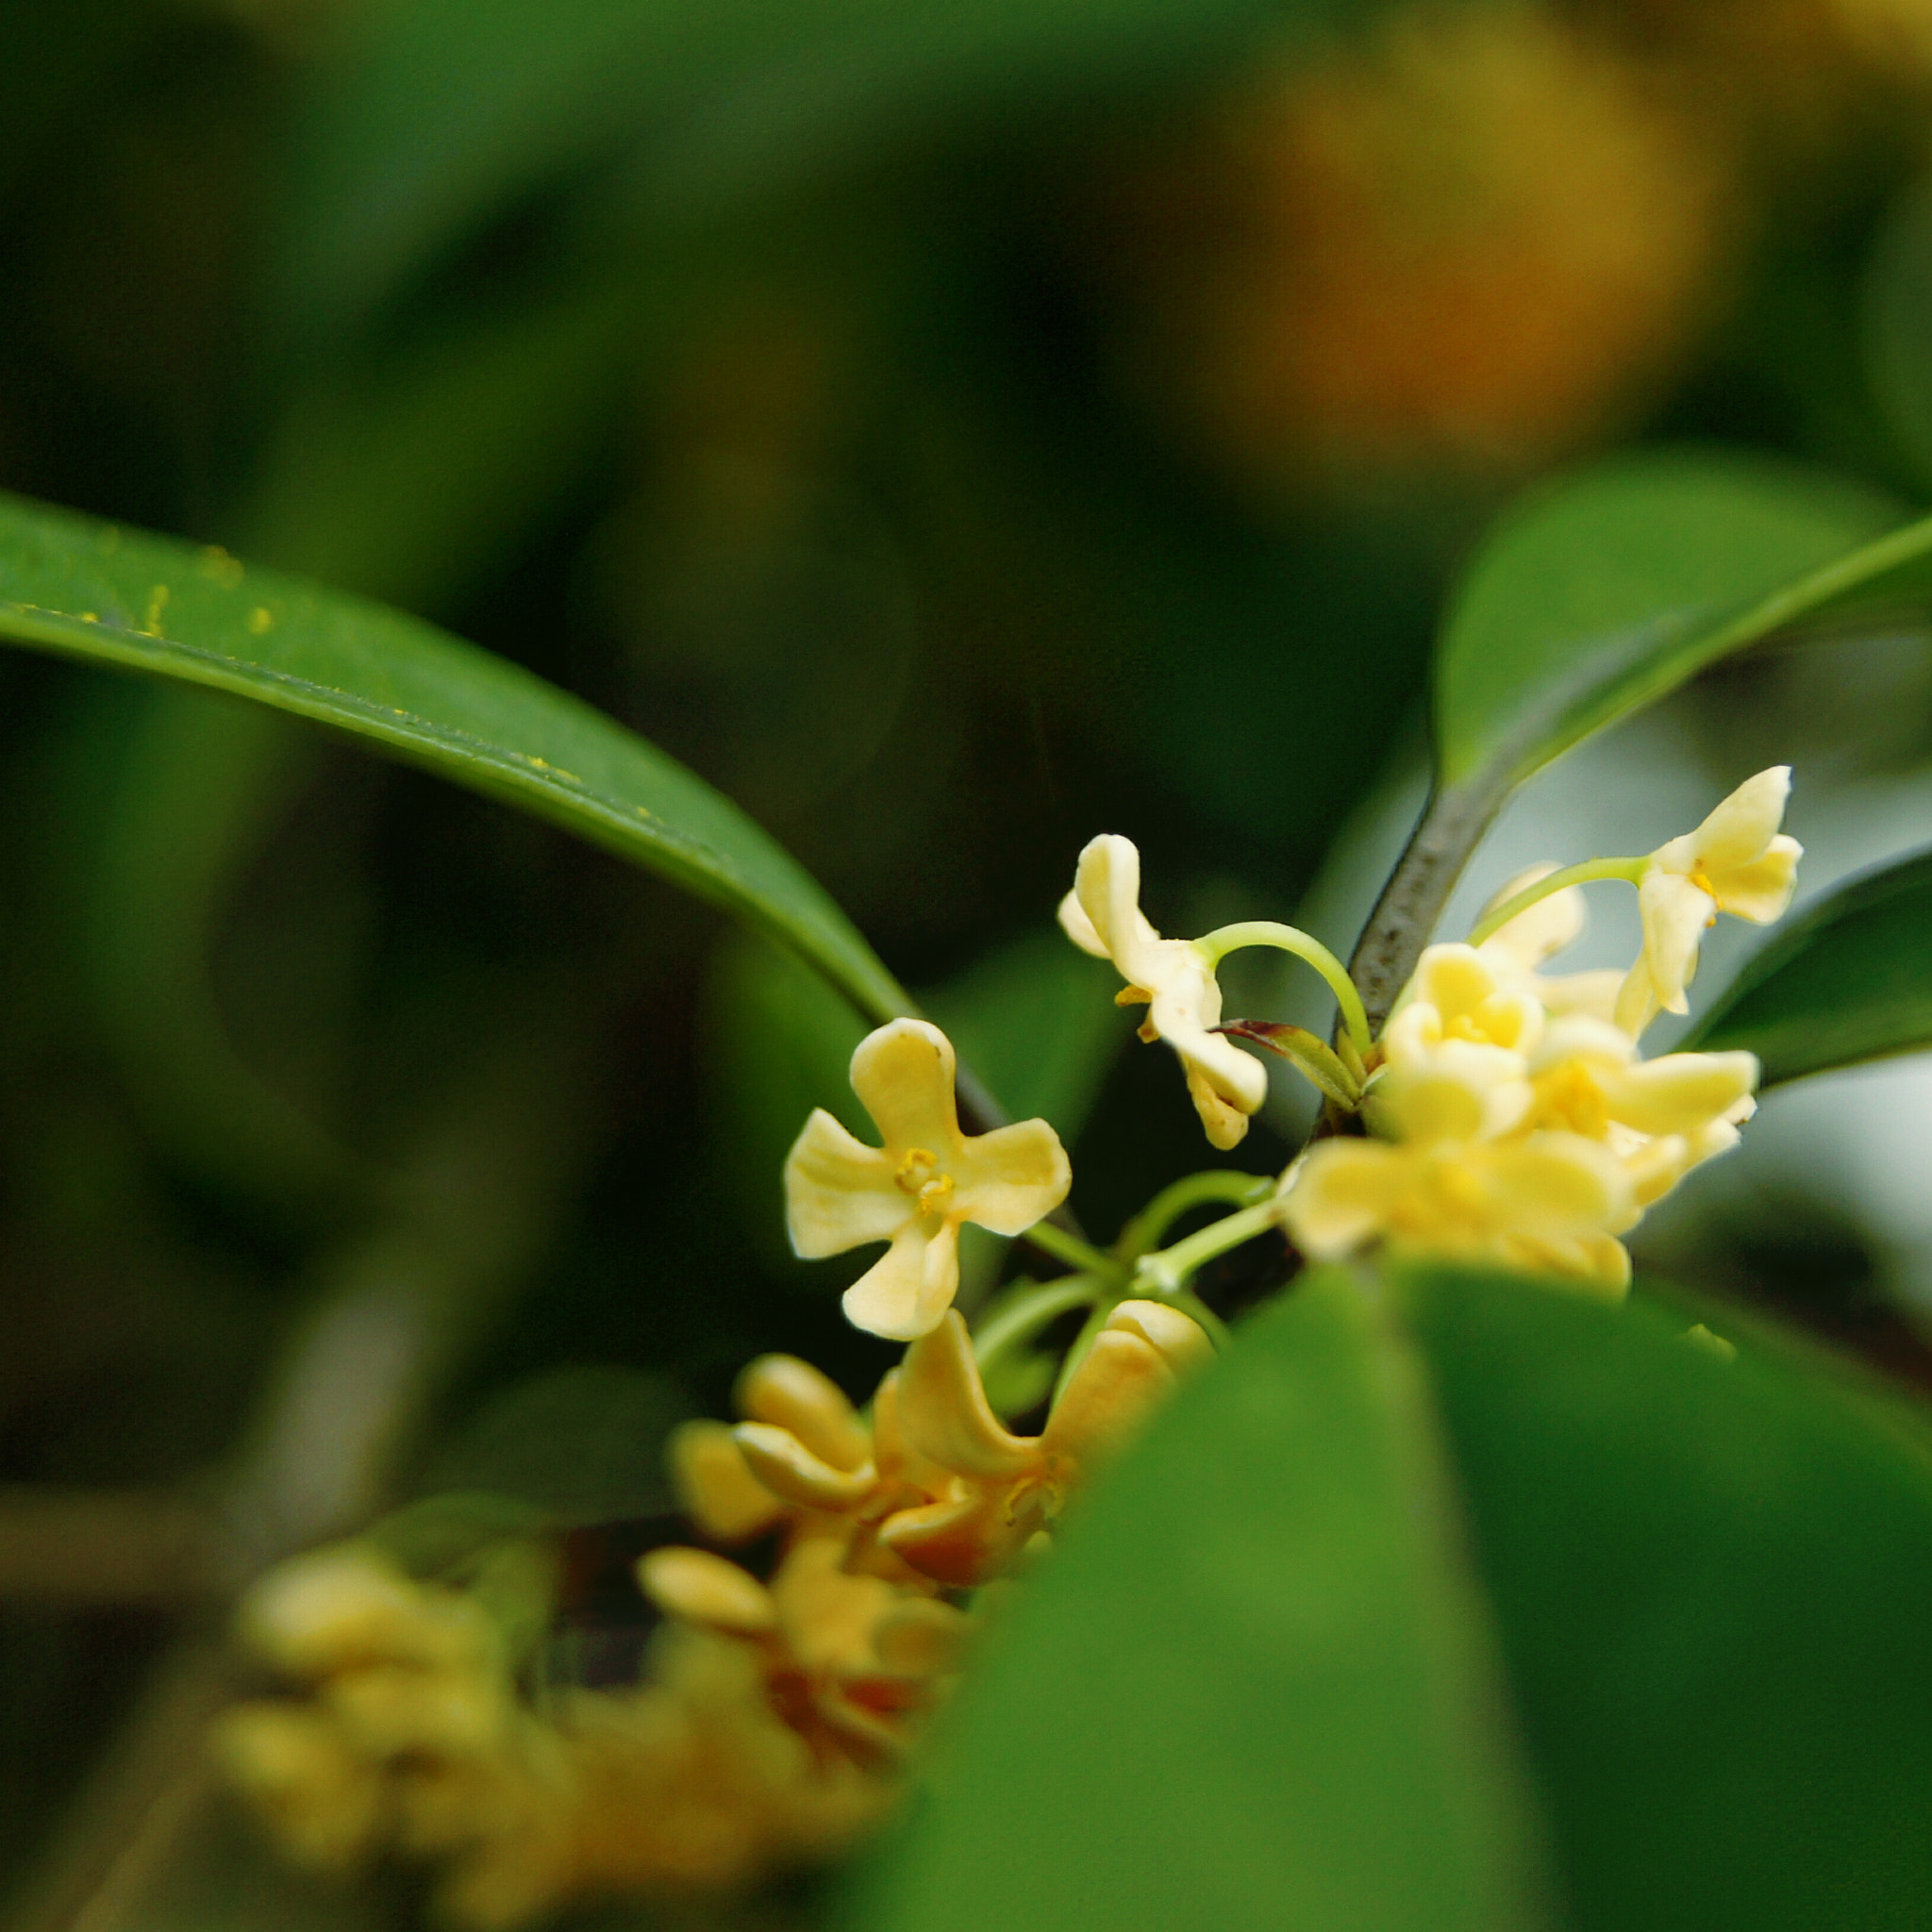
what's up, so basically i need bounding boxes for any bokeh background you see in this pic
[10,0,1932,1923]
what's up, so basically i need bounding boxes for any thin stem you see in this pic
[1133,1199,1279,1298]
[1021,1219,1114,1277]
[1115,1170,1274,1266]
[971,1277,1102,1374]
[1464,856,1647,949]
[1196,922,1373,1055]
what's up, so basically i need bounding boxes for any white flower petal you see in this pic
[1057,887,1109,958]
[784,1109,908,1258]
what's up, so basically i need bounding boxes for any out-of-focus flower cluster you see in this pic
[217,1299,1211,1924]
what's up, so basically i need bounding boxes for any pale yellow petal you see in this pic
[1613,952,1661,1039]
[1690,765,1790,871]
[638,1547,776,1636]
[1276,1140,1410,1257]
[1710,835,1801,924]
[876,1491,1022,1590]
[871,1597,972,1676]
[1479,863,1585,968]
[1044,1328,1179,1480]
[1106,1299,1215,1375]
[842,1224,946,1341]
[951,1116,1072,1236]
[1185,1061,1254,1151]
[667,1420,785,1541]
[1484,1134,1631,1237]
[732,1424,875,1511]
[734,1354,872,1471]
[1529,1015,1633,1076]
[848,1019,960,1157]
[783,1109,908,1258]
[1057,886,1109,958]
[1601,1050,1757,1138]
[1637,869,1714,1015]
[212,1702,382,1872]
[899,1312,1037,1480]
[1534,967,1624,1025]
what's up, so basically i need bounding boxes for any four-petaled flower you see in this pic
[1616,767,1803,1036]
[1058,833,1266,1149]
[785,1020,1071,1341]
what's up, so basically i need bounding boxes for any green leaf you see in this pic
[1357,450,1930,1028]
[1682,846,1932,1086]
[855,1268,1551,1932]
[0,491,908,1024]
[1436,448,1905,795]
[1402,1265,1932,1932]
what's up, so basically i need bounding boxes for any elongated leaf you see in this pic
[1437,449,1905,795]
[1355,451,1930,1027]
[1401,1265,1932,1932]
[854,1268,1550,1932]
[0,491,908,1024]
[1683,846,1932,1085]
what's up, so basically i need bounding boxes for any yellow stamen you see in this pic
[894,1149,941,1197]
[916,1175,957,1217]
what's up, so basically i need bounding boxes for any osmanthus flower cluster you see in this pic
[217,766,1801,1927]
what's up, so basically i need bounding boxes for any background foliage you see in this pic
[12,0,1932,1926]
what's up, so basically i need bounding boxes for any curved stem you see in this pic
[1133,1199,1279,1298]
[971,1276,1101,1374]
[1115,1170,1274,1266]
[1021,1219,1113,1277]
[1195,922,1373,1056]
[1464,856,1647,949]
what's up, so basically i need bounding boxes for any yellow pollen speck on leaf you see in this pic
[246,607,274,634]
[79,611,96,624]
[142,585,169,636]
[199,545,244,589]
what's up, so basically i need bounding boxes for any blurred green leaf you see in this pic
[856,1268,1551,1932]
[419,1365,692,1526]
[1862,171,1932,492]
[923,927,1121,1144]
[239,276,640,608]
[279,0,1356,346]
[71,687,356,1214]
[1682,846,1932,1086]
[0,491,909,1024]
[1436,449,1903,796]
[1402,1265,1932,1932]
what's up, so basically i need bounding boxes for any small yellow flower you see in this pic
[1475,864,1623,1024]
[1524,1015,1758,1207]
[784,1020,1071,1341]
[875,1301,1214,1586]
[1616,766,1802,1035]
[1058,833,1267,1149]
[1276,1129,1635,1294]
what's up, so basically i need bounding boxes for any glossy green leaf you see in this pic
[1401,1265,1932,1932]
[1436,449,1905,795]
[0,491,908,1024]
[1682,846,1932,1086]
[856,1268,1551,1932]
